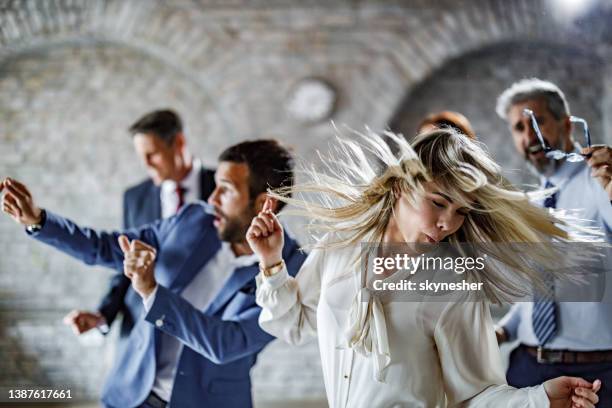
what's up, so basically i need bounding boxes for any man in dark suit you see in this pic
[1,139,306,408]
[63,109,215,343]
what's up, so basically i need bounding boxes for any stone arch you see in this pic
[1,1,604,141]
[388,39,606,185]
[2,0,611,401]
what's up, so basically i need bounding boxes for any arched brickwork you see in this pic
[1,0,611,402]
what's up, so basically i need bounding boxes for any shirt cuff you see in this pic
[142,285,159,311]
[530,384,550,407]
[96,316,110,335]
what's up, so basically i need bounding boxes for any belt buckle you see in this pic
[537,347,563,364]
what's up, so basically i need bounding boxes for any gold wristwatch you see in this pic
[260,260,285,277]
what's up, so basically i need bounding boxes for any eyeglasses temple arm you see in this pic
[570,116,592,148]
[523,109,550,150]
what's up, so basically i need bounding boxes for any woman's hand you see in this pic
[246,197,284,268]
[544,376,601,408]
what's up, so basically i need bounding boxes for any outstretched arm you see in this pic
[95,188,144,328]
[1,177,163,270]
[435,301,601,407]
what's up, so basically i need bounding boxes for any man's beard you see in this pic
[218,210,255,243]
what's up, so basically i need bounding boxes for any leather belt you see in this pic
[144,391,167,408]
[522,344,612,364]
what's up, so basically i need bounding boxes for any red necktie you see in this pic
[176,185,187,213]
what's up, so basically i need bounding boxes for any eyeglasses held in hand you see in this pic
[522,108,592,162]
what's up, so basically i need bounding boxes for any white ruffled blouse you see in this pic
[256,240,549,408]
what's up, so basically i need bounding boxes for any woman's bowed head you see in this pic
[251,128,596,302]
[246,127,603,407]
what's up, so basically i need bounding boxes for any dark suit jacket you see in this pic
[97,165,215,338]
[30,204,306,407]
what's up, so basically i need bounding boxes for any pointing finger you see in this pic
[263,197,272,213]
[118,235,131,254]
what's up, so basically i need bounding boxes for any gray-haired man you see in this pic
[495,78,612,404]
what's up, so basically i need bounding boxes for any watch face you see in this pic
[26,224,41,233]
[286,78,337,123]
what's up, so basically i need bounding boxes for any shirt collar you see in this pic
[160,158,202,193]
[219,242,259,268]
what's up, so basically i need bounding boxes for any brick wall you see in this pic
[1,0,611,403]
[390,42,610,186]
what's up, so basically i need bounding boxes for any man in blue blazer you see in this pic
[64,109,216,341]
[1,139,306,408]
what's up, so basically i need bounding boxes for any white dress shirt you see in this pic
[256,239,548,408]
[160,158,203,219]
[498,147,612,350]
[143,242,258,401]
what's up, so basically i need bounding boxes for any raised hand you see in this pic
[246,197,284,268]
[118,235,157,299]
[63,310,105,335]
[0,177,43,225]
[582,145,612,200]
[544,376,601,408]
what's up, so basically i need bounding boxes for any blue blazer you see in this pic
[97,167,216,339]
[30,202,306,408]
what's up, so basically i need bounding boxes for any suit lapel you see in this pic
[204,264,258,314]
[155,214,221,293]
[204,231,298,315]
[170,230,221,293]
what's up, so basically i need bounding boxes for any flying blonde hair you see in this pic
[271,126,600,302]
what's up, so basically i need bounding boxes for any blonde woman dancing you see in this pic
[246,129,602,408]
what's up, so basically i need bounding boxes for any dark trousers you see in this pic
[507,345,612,408]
